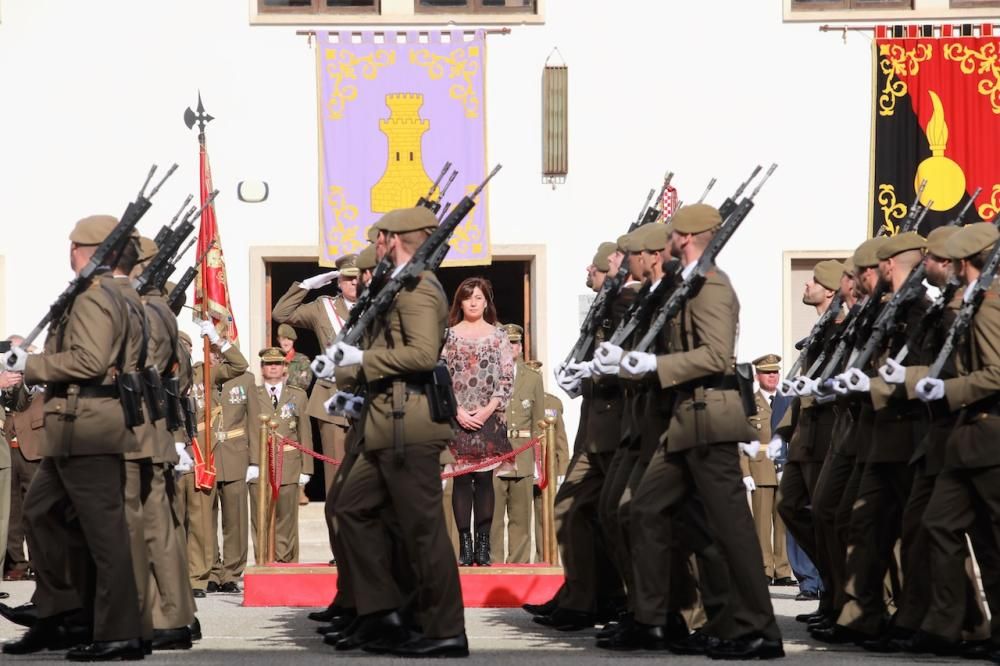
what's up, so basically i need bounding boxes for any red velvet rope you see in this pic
[267,435,283,501]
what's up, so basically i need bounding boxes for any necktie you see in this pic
[769,395,774,407]
[271,387,278,409]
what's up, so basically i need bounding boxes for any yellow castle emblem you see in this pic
[371,94,433,213]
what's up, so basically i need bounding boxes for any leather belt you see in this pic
[50,385,119,399]
[508,429,532,439]
[216,427,246,442]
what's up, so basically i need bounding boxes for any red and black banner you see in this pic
[871,24,1000,237]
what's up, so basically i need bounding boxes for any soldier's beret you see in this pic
[375,207,438,234]
[618,228,649,254]
[842,257,855,275]
[366,225,378,243]
[672,204,722,235]
[259,347,287,364]
[876,231,926,261]
[335,253,360,277]
[753,353,782,373]
[852,237,889,269]
[137,236,158,263]
[813,260,843,291]
[945,222,1000,260]
[501,323,523,342]
[356,244,377,271]
[69,215,120,246]
[591,242,618,272]
[926,226,960,258]
[641,223,671,252]
[276,323,297,341]
[178,331,193,349]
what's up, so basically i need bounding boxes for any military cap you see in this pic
[259,347,287,364]
[877,231,926,261]
[366,224,378,243]
[945,222,999,260]
[276,323,297,341]
[501,323,523,343]
[617,228,648,254]
[178,331,193,349]
[335,253,360,277]
[753,353,782,373]
[356,244,377,271]
[842,257,855,275]
[926,226,960,258]
[137,236,158,263]
[69,215,120,245]
[672,204,722,235]
[852,237,889,269]
[375,207,438,233]
[591,242,618,272]
[813,260,843,291]
[641,223,671,252]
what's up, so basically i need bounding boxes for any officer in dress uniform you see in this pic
[491,324,545,564]
[249,347,312,563]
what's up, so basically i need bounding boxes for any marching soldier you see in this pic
[3,374,43,583]
[249,347,312,563]
[3,215,143,659]
[491,324,545,564]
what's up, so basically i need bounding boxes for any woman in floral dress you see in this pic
[441,277,514,566]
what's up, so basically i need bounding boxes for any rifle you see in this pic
[718,165,762,219]
[12,163,177,355]
[630,163,777,355]
[563,172,674,365]
[153,195,194,248]
[166,241,215,313]
[779,291,844,395]
[320,165,502,367]
[696,177,717,204]
[417,162,454,214]
[134,191,218,295]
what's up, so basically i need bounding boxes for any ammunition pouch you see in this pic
[183,395,197,440]
[426,363,458,424]
[163,376,185,432]
[141,366,167,423]
[117,371,146,429]
[734,363,758,417]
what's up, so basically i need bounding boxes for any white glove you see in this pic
[829,374,852,396]
[311,355,335,380]
[331,341,364,368]
[793,376,816,397]
[879,358,906,385]
[739,441,761,458]
[843,368,871,393]
[594,343,624,375]
[916,377,945,402]
[175,442,194,473]
[246,464,260,483]
[300,270,340,290]
[621,351,658,377]
[565,360,594,381]
[325,391,364,419]
[199,320,221,345]
[298,474,311,486]
[765,436,784,461]
[742,476,756,492]
[778,378,796,397]
[2,347,27,373]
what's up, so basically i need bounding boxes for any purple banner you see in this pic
[316,30,490,267]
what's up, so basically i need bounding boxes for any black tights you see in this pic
[452,471,494,533]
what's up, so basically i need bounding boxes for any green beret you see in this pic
[641,224,671,252]
[672,204,722,235]
[375,207,438,234]
[259,347,287,364]
[945,222,999,260]
[356,244,377,271]
[366,225,378,243]
[752,353,781,372]
[926,226,960,258]
[69,215,120,246]
[876,231,926,261]
[813,260,843,291]
[501,323,523,342]
[276,323,297,341]
[842,257,855,275]
[618,228,649,254]
[335,253,360,277]
[591,242,617,272]
[852,237,889,269]
[138,236,158,263]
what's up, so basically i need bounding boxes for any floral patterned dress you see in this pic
[441,326,515,470]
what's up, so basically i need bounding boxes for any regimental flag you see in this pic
[193,138,238,344]
[870,24,1000,237]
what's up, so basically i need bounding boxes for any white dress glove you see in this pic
[311,355,335,380]
[175,442,194,473]
[879,358,906,385]
[843,368,871,393]
[2,347,27,373]
[916,377,945,402]
[765,436,784,461]
[829,374,852,396]
[298,474,311,486]
[793,377,816,397]
[620,351,657,377]
[565,360,594,381]
[742,476,756,492]
[778,378,796,397]
[739,441,762,458]
[246,464,260,483]
[331,341,364,368]
[594,343,624,375]
[325,391,364,419]
[199,320,221,345]
[300,270,340,290]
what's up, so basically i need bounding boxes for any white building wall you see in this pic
[0,0,876,434]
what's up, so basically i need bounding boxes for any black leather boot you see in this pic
[458,531,474,566]
[474,531,491,566]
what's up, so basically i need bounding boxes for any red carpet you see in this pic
[243,563,564,608]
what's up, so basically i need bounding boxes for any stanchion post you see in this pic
[257,414,270,565]
[537,432,552,564]
[543,413,559,566]
[267,420,279,565]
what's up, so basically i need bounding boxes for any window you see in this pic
[786,0,1000,20]
[415,0,535,13]
[259,0,378,14]
[790,0,913,10]
[951,0,1000,7]
[252,0,542,24]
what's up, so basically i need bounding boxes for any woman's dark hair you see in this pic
[448,277,498,327]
